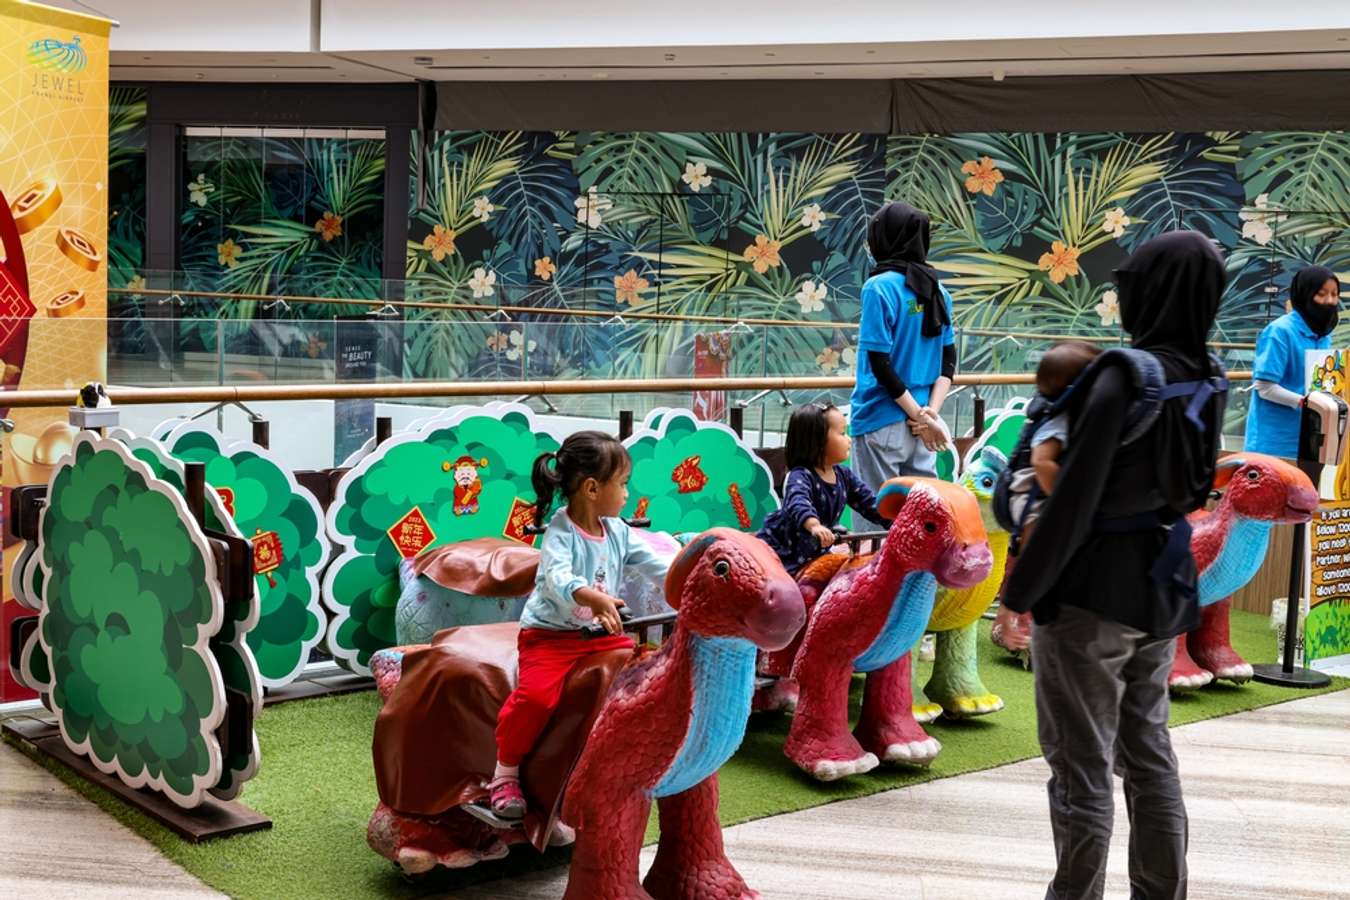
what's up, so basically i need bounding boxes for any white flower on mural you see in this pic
[574,187,613,229]
[1095,289,1120,327]
[486,332,509,353]
[682,161,712,192]
[795,279,827,314]
[472,196,495,222]
[1239,193,1287,246]
[1101,207,1130,239]
[840,345,857,371]
[187,173,215,207]
[468,267,497,299]
[800,203,825,232]
[505,329,537,361]
[816,346,840,373]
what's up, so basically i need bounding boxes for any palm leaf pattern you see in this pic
[94,103,1350,410]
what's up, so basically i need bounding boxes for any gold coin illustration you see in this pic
[47,289,86,318]
[56,226,101,272]
[10,179,62,234]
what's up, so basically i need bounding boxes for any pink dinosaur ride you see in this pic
[993,453,1318,692]
[781,477,993,780]
[1171,453,1318,690]
[561,528,805,900]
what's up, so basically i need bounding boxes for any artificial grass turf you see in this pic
[5,609,1345,900]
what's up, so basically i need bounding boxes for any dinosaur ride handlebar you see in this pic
[580,609,677,640]
[524,516,652,537]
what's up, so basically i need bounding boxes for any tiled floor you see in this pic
[2,690,1346,900]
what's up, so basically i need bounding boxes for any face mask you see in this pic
[1298,301,1338,337]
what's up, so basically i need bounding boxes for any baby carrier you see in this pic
[992,348,1229,554]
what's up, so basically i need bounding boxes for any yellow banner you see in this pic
[1,0,111,699]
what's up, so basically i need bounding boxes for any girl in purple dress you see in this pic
[756,403,890,576]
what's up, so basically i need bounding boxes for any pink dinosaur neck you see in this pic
[872,529,919,588]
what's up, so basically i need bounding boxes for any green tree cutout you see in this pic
[161,424,330,689]
[324,405,563,674]
[111,429,263,801]
[622,411,779,533]
[39,436,227,808]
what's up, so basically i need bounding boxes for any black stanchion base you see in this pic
[1250,663,1332,688]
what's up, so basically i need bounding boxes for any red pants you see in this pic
[495,628,635,767]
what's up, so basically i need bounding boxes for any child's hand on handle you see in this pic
[805,518,836,549]
[576,587,626,635]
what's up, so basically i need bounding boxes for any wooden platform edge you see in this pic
[263,672,374,707]
[1,717,272,843]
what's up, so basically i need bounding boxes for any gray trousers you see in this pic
[1032,605,1189,900]
[851,419,936,530]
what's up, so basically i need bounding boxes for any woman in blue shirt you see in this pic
[850,202,956,529]
[1245,265,1342,465]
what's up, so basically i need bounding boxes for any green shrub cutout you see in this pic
[622,411,779,533]
[324,405,562,673]
[40,437,226,807]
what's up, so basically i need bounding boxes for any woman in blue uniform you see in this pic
[1245,265,1342,472]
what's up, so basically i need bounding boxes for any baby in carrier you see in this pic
[1006,341,1103,543]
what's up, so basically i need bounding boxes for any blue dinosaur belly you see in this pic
[853,571,937,673]
[1197,519,1272,607]
[649,636,756,799]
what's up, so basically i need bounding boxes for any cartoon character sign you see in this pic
[452,456,489,516]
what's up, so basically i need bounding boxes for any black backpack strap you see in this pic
[1157,372,1230,432]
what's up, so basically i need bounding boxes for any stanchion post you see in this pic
[619,409,633,441]
[252,419,270,450]
[376,416,392,446]
[729,406,744,438]
[972,392,986,439]
[1253,417,1331,688]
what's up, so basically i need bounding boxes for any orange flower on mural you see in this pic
[423,224,457,262]
[743,234,782,274]
[1038,240,1081,284]
[961,156,1004,196]
[534,256,558,281]
[217,238,242,268]
[315,211,343,242]
[614,269,649,305]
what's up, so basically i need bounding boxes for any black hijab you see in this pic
[1290,264,1340,337]
[1114,230,1228,513]
[867,202,949,337]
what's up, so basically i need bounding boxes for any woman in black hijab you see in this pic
[849,203,957,522]
[1003,231,1229,900]
[1245,264,1341,467]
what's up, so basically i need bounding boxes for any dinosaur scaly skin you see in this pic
[563,529,805,900]
[783,478,992,780]
[923,447,1010,719]
[1172,453,1318,691]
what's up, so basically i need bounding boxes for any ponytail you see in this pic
[532,451,562,527]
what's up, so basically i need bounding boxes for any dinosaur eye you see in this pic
[713,559,731,579]
[981,476,994,488]
[924,522,937,534]
[1245,469,1260,481]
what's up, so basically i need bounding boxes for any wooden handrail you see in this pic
[0,371,1251,409]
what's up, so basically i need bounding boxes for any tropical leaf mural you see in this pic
[99,106,1350,408]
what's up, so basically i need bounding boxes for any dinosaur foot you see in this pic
[1168,669,1214,692]
[881,737,941,767]
[752,677,799,713]
[940,692,1005,718]
[548,821,576,847]
[368,803,512,875]
[1190,645,1253,684]
[644,861,759,900]
[911,701,943,724]
[809,753,880,782]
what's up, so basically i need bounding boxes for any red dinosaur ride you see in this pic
[780,477,993,780]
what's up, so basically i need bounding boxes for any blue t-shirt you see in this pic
[850,271,956,437]
[1245,311,1330,457]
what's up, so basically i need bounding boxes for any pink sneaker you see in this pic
[487,777,526,820]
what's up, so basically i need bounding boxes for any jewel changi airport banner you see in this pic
[1304,349,1350,668]
[0,0,110,702]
